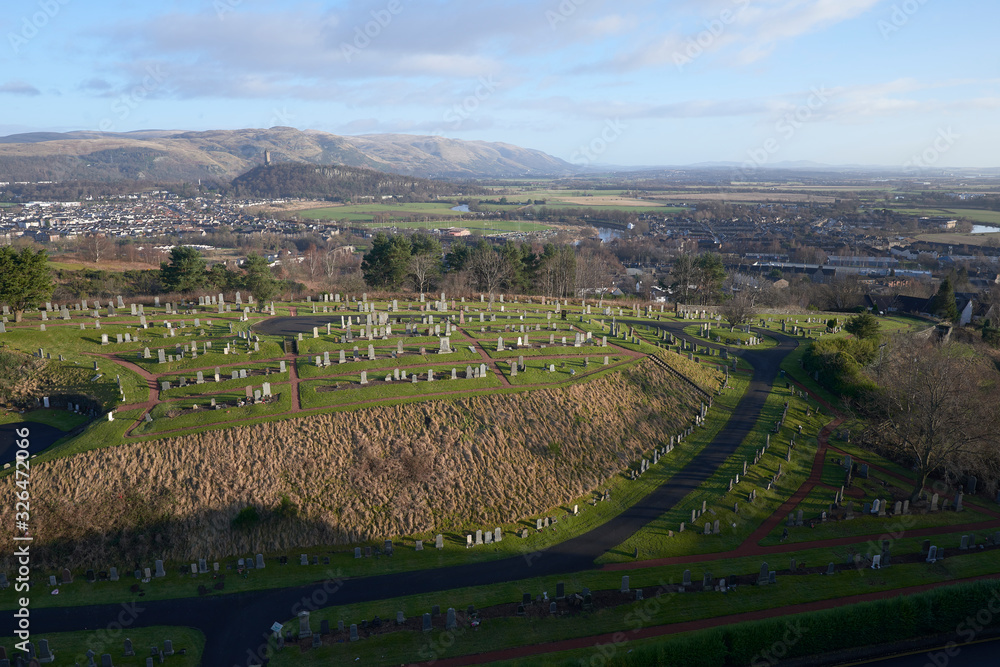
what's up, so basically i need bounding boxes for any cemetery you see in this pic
[2,293,998,666]
[0,626,204,667]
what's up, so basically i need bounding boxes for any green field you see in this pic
[0,626,204,666]
[891,206,1000,225]
[367,219,552,233]
[296,202,465,222]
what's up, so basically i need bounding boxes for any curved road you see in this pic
[10,324,798,666]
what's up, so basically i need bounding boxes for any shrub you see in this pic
[231,505,261,531]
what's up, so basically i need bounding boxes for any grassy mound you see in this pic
[1,359,708,569]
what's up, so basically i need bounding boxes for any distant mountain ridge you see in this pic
[229,162,484,200]
[0,127,576,183]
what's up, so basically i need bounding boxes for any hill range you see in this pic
[0,127,576,183]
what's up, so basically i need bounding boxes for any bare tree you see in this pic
[408,253,440,294]
[79,234,114,264]
[670,253,697,303]
[821,275,865,311]
[468,246,512,302]
[720,274,764,328]
[302,244,324,281]
[721,288,760,329]
[575,247,616,294]
[860,338,1000,501]
[322,246,356,285]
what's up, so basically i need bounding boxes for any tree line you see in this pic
[360,232,586,299]
[159,247,283,303]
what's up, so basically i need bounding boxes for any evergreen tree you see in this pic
[242,253,281,303]
[930,277,959,322]
[695,252,726,303]
[160,246,207,294]
[0,247,54,322]
[361,232,412,289]
[444,241,470,272]
[844,312,881,339]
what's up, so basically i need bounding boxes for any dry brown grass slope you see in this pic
[1,360,716,569]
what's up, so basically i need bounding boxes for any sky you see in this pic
[1,0,998,169]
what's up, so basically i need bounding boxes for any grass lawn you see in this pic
[294,334,442,355]
[682,324,779,349]
[0,407,91,431]
[297,203,466,222]
[299,373,503,408]
[367,219,553,234]
[891,206,1000,225]
[760,481,994,547]
[295,348,482,379]
[264,538,1000,666]
[135,391,293,434]
[505,356,629,385]
[124,339,286,374]
[0,626,204,667]
[160,367,290,399]
[597,375,830,562]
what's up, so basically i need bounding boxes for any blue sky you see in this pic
[2,0,997,168]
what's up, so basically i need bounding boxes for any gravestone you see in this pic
[422,613,432,633]
[298,611,312,638]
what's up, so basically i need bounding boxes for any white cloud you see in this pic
[0,80,41,96]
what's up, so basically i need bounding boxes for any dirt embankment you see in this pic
[1,360,711,568]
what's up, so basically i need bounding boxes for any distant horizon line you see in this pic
[1,126,999,173]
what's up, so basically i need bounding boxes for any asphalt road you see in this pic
[7,323,798,666]
[834,636,1000,667]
